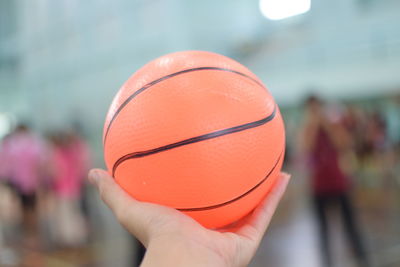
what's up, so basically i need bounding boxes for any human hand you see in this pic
[89,169,290,267]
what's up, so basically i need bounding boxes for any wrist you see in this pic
[141,236,229,267]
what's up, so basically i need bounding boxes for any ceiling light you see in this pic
[260,0,311,20]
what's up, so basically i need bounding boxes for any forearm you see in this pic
[141,238,229,267]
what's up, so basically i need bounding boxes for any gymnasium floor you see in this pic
[1,169,399,267]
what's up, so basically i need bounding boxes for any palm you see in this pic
[90,169,289,267]
[131,201,258,265]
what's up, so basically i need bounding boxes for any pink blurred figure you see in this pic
[49,130,90,246]
[1,125,44,212]
[52,133,90,200]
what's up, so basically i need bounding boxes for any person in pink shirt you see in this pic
[50,130,90,200]
[49,130,90,246]
[3,124,44,214]
[0,124,46,242]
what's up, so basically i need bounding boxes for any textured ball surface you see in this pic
[103,51,285,228]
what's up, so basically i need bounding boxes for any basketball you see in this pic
[103,51,285,228]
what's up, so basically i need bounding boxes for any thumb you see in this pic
[88,168,155,245]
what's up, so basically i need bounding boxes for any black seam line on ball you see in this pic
[111,106,277,177]
[178,150,283,212]
[103,67,265,146]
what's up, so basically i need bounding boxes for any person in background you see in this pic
[66,129,92,215]
[364,110,387,161]
[48,130,89,246]
[300,96,369,267]
[384,94,400,182]
[0,124,44,236]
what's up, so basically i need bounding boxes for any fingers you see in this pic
[89,169,132,213]
[237,172,291,243]
[88,169,154,244]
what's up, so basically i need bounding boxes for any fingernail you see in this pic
[88,169,101,184]
[281,172,291,180]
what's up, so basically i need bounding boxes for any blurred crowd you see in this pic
[338,96,399,184]
[287,93,400,184]
[0,124,91,265]
[341,97,400,186]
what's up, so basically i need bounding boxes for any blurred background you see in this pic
[0,0,399,266]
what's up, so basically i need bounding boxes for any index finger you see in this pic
[88,169,156,244]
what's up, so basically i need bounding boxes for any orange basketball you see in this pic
[103,51,285,229]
